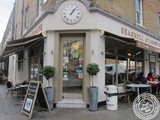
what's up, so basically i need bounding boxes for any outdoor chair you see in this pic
[15,81,29,98]
[134,81,142,84]
[6,81,17,98]
[124,81,137,105]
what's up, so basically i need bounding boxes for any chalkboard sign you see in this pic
[21,81,50,119]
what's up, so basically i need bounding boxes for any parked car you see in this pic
[105,64,126,85]
[105,64,126,75]
[128,69,142,82]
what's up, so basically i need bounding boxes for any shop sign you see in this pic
[121,27,160,49]
[137,41,160,53]
[21,81,50,119]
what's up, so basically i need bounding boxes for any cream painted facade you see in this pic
[2,0,160,108]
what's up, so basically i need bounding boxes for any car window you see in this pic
[106,66,113,71]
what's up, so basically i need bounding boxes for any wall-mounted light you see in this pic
[43,52,46,55]
[101,51,104,55]
[51,50,54,54]
[91,49,94,55]
[127,49,132,57]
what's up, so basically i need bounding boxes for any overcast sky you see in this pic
[0,0,15,42]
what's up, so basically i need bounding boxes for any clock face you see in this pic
[61,5,82,24]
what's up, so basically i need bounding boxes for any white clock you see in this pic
[61,5,83,25]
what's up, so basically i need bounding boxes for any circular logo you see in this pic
[133,93,160,120]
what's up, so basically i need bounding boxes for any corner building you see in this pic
[1,0,160,108]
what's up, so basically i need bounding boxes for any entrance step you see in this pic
[56,99,86,108]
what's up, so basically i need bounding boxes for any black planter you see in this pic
[88,86,98,111]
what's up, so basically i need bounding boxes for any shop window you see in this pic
[18,52,24,71]
[29,42,44,81]
[158,14,160,36]
[135,0,143,26]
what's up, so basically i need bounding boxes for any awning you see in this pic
[104,31,144,61]
[104,31,136,45]
[1,33,44,57]
[104,31,160,53]
[136,41,160,53]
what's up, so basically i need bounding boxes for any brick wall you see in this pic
[94,0,160,37]
[14,0,160,39]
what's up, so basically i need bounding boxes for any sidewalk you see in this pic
[0,84,160,120]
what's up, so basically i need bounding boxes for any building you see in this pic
[1,0,160,108]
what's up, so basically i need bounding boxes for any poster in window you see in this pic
[24,98,33,112]
[78,73,83,79]
[149,54,156,62]
[63,56,69,63]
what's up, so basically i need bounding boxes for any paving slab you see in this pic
[0,84,160,120]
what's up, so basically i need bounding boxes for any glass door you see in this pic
[62,37,83,99]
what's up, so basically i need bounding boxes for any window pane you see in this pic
[136,12,140,24]
[136,0,141,11]
[135,0,142,24]
[38,0,43,16]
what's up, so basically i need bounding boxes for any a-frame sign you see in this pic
[21,81,50,119]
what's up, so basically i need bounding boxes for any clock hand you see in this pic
[70,7,77,15]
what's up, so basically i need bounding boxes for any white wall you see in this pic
[43,0,97,32]
[144,50,159,77]
[43,32,54,87]
[144,50,150,77]
[8,55,16,85]
[90,30,106,101]
[15,49,29,84]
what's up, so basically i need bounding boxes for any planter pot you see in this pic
[88,86,98,111]
[44,87,55,110]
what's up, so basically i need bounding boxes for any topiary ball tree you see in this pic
[86,63,100,87]
[42,66,56,87]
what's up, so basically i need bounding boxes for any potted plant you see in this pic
[86,63,100,111]
[42,65,56,110]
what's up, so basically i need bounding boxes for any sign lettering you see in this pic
[121,27,160,49]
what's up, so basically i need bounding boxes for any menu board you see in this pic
[21,81,50,119]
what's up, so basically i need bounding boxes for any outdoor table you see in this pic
[19,84,29,88]
[15,84,29,98]
[126,84,151,96]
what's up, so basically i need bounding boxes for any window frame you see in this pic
[17,51,24,71]
[38,0,43,16]
[135,0,143,26]
[24,6,29,29]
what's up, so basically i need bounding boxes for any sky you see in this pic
[0,0,15,42]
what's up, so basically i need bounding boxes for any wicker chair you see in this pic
[124,81,137,105]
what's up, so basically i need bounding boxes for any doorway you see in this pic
[61,36,84,99]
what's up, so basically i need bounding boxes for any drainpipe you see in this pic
[114,48,118,86]
[126,57,129,81]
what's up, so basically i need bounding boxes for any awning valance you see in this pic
[1,33,44,57]
[104,31,160,53]
[104,31,136,45]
